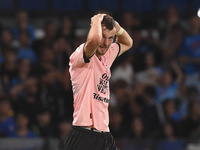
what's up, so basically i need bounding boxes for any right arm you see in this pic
[84,14,105,60]
[178,56,200,64]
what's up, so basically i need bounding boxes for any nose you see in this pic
[103,38,109,46]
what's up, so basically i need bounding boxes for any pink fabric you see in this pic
[69,43,120,132]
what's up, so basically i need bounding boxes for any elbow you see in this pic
[130,39,134,47]
[128,38,133,49]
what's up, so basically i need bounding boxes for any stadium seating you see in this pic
[0,0,14,10]
[53,0,83,11]
[157,0,188,11]
[122,0,153,12]
[191,0,200,11]
[18,0,48,11]
[88,0,119,12]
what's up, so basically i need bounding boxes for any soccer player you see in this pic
[65,14,133,150]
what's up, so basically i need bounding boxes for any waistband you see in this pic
[80,126,105,133]
[72,126,109,136]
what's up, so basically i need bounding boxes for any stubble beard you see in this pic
[96,46,109,57]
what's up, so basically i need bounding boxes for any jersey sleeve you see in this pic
[105,42,120,68]
[69,43,89,68]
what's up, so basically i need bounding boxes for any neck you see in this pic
[17,128,28,136]
[95,53,101,59]
[0,114,9,120]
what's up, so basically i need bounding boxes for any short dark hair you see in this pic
[144,85,156,98]
[4,46,18,54]
[101,15,115,30]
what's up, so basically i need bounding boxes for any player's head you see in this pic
[96,15,116,58]
[101,15,116,30]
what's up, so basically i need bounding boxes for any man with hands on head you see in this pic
[65,13,133,150]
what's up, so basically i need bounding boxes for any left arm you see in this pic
[115,22,133,56]
[170,60,183,84]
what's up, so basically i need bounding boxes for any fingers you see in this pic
[101,13,106,19]
[115,21,119,26]
[115,21,121,32]
[96,13,106,22]
[92,13,106,20]
[91,13,107,26]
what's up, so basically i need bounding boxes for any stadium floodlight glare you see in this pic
[197,8,200,18]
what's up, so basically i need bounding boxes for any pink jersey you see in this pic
[69,42,120,132]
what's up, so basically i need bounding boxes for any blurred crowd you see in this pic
[0,6,200,150]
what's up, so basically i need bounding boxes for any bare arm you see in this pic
[179,56,200,64]
[170,60,183,84]
[84,14,105,59]
[115,22,133,56]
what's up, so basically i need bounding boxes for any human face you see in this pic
[162,71,172,87]
[95,26,116,58]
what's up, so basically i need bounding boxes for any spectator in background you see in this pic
[129,117,146,139]
[32,21,57,58]
[120,12,140,35]
[110,52,134,86]
[142,19,161,47]
[162,99,183,137]
[13,77,40,125]
[9,58,33,100]
[36,46,56,74]
[163,99,181,122]
[141,84,165,138]
[0,97,16,137]
[31,109,55,138]
[57,119,72,150]
[0,28,16,50]
[73,31,87,50]
[9,112,38,138]
[37,46,72,95]
[123,117,149,150]
[53,36,73,72]
[37,69,65,122]
[109,108,125,138]
[156,122,185,150]
[121,83,145,130]
[17,29,37,64]
[11,11,35,44]
[158,6,184,40]
[156,61,183,103]
[0,47,18,92]
[182,100,200,137]
[178,86,199,118]
[130,26,163,73]
[135,52,162,86]
[57,15,76,49]
[110,79,129,108]
[178,14,200,95]
[161,24,185,62]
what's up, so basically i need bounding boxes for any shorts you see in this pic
[64,126,119,150]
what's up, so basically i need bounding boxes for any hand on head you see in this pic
[114,21,121,32]
[91,14,106,26]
